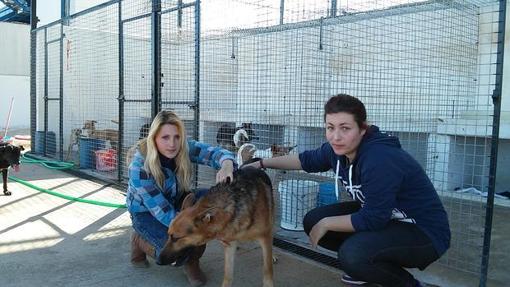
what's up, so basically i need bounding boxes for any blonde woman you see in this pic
[127,110,235,287]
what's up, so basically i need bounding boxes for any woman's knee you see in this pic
[337,237,371,270]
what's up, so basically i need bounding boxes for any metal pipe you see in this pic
[193,0,201,187]
[61,0,70,25]
[44,28,48,157]
[330,0,337,17]
[30,0,37,152]
[177,0,183,28]
[45,38,61,45]
[59,22,64,161]
[118,0,124,182]
[151,0,162,118]
[479,1,507,286]
[279,0,284,25]
[121,12,152,24]
[161,2,194,15]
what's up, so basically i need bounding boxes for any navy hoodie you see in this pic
[299,125,450,256]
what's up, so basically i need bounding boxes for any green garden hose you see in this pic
[21,153,75,170]
[10,153,126,208]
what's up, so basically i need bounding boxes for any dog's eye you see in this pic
[170,234,181,243]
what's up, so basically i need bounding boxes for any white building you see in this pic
[0,22,30,133]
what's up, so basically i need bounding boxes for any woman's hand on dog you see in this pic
[217,159,235,183]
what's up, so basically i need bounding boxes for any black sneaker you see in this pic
[341,274,368,285]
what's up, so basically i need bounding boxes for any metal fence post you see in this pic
[279,0,285,24]
[59,23,64,161]
[479,0,507,286]
[192,0,201,187]
[30,0,38,152]
[44,28,48,156]
[152,0,162,118]
[330,0,337,17]
[194,0,201,142]
[118,0,124,181]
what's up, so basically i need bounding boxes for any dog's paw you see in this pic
[3,191,12,196]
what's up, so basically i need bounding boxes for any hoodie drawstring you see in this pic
[335,159,340,200]
[348,164,353,197]
[335,159,354,201]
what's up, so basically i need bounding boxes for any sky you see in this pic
[37,1,61,26]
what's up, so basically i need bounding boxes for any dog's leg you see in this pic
[222,241,238,287]
[2,169,11,196]
[66,142,73,161]
[259,233,274,287]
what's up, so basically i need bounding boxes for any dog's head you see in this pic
[233,129,250,148]
[0,144,24,171]
[82,120,97,130]
[237,143,256,166]
[240,123,258,141]
[270,144,296,157]
[71,128,82,138]
[159,187,233,265]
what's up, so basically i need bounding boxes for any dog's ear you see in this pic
[198,207,219,224]
[202,212,212,224]
[181,193,195,210]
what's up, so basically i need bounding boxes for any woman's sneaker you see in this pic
[341,274,368,285]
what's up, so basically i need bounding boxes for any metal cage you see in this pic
[30,1,508,286]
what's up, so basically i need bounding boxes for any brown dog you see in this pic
[160,167,274,287]
[82,120,119,148]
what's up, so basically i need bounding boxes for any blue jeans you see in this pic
[303,202,439,287]
[130,188,209,263]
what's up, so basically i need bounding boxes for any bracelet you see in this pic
[259,159,266,170]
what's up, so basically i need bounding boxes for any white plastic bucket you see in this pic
[278,180,319,231]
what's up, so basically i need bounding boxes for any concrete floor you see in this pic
[0,161,503,287]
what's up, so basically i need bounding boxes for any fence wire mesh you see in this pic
[31,0,507,284]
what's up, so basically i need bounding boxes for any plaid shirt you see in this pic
[126,139,236,227]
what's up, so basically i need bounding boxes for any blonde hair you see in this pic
[133,110,192,192]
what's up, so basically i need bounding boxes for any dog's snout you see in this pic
[157,251,175,266]
[159,245,193,266]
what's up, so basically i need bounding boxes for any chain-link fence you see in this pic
[31,1,508,285]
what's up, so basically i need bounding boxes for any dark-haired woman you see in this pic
[244,94,450,287]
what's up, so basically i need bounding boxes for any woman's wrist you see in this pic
[221,159,234,168]
[259,159,265,169]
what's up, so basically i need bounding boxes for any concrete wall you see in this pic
[195,5,480,134]
[0,22,30,131]
[0,22,30,76]
[0,75,30,131]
